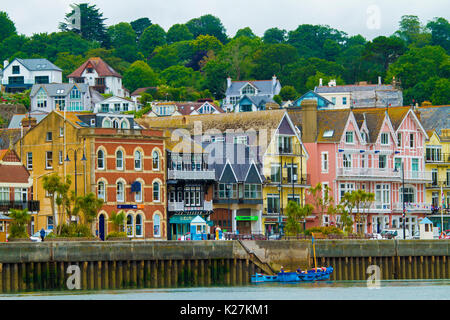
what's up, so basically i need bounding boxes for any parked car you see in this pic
[30,229,53,242]
[377,229,411,240]
[268,233,281,240]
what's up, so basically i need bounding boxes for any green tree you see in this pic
[0,11,16,43]
[285,201,313,235]
[107,22,139,62]
[234,27,257,39]
[202,59,231,99]
[262,27,287,44]
[308,182,336,227]
[160,65,203,89]
[131,17,152,40]
[123,60,159,93]
[427,17,450,53]
[73,193,104,235]
[305,72,344,91]
[186,14,228,44]
[395,15,431,47]
[54,52,86,80]
[60,3,109,45]
[42,174,64,235]
[251,43,299,80]
[279,85,298,101]
[148,45,182,71]
[109,211,126,232]
[191,35,223,54]
[166,24,194,44]
[364,36,406,71]
[8,209,31,239]
[138,24,166,58]
[0,34,28,62]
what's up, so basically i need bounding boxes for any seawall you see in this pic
[0,240,449,292]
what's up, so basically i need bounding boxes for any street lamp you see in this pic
[65,144,87,199]
[226,183,232,235]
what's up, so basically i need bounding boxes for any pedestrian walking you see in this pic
[40,228,46,242]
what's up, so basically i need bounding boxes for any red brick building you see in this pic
[92,128,166,240]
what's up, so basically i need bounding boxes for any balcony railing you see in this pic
[0,200,40,212]
[425,153,450,163]
[337,168,401,179]
[426,181,450,188]
[276,145,302,156]
[168,164,215,180]
[403,171,433,182]
[392,202,430,212]
[265,175,310,186]
[168,200,213,212]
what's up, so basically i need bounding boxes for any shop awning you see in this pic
[169,215,197,224]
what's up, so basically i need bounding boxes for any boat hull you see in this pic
[251,267,333,283]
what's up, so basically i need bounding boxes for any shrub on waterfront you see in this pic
[7,209,31,239]
[46,223,94,238]
[304,226,343,236]
[106,232,127,240]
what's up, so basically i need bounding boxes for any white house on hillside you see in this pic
[30,83,94,112]
[2,58,62,93]
[68,57,128,98]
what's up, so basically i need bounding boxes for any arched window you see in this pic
[152,150,160,170]
[113,119,119,128]
[103,118,112,128]
[37,88,47,108]
[98,181,106,201]
[153,214,160,237]
[135,214,143,237]
[153,181,160,202]
[97,149,105,169]
[126,214,133,237]
[117,181,124,202]
[121,119,129,129]
[116,150,124,170]
[135,181,142,202]
[134,150,142,170]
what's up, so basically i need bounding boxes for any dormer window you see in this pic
[361,132,367,143]
[242,84,256,95]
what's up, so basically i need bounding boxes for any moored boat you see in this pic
[251,266,333,283]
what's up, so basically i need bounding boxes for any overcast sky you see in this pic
[4,0,450,40]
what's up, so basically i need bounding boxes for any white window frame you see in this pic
[117,181,125,202]
[116,150,124,170]
[27,152,33,170]
[321,152,328,173]
[153,181,160,202]
[134,150,142,171]
[45,151,53,169]
[98,181,106,201]
[381,132,389,145]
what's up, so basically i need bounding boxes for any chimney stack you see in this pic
[301,99,318,143]
[227,76,232,89]
[3,60,8,68]
[378,76,382,85]
[21,117,37,129]
[272,75,277,87]
[319,78,323,87]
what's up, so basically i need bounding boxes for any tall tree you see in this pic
[123,60,159,93]
[108,22,139,62]
[427,17,450,53]
[130,17,152,40]
[0,11,16,43]
[166,24,194,44]
[60,3,109,45]
[234,27,257,39]
[186,14,228,44]
[364,36,406,71]
[262,27,287,44]
[138,24,166,58]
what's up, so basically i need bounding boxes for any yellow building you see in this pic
[261,113,309,236]
[425,129,450,230]
[15,111,94,231]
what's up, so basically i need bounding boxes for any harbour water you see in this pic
[1,280,449,300]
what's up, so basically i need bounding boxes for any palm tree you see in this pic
[73,193,104,235]
[9,208,31,238]
[109,211,126,233]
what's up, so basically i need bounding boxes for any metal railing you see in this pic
[337,168,401,179]
[0,200,40,212]
[168,200,213,212]
[425,153,450,163]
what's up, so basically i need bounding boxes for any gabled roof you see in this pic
[236,95,276,109]
[0,149,30,184]
[417,105,450,135]
[175,102,222,116]
[30,83,89,97]
[292,90,334,108]
[226,79,280,96]
[68,57,122,79]
[8,58,62,72]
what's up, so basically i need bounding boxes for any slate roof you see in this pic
[236,95,276,109]
[226,79,280,96]
[12,58,62,72]
[315,84,397,94]
[8,112,49,129]
[68,57,122,78]
[417,106,450,135]
[175,102,223,115]
[30,83,90,97]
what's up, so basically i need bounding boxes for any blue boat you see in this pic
[251,267,333,283]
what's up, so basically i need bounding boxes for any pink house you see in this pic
[288,103,431,236]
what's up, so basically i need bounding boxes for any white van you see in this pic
[377,229,411,240]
